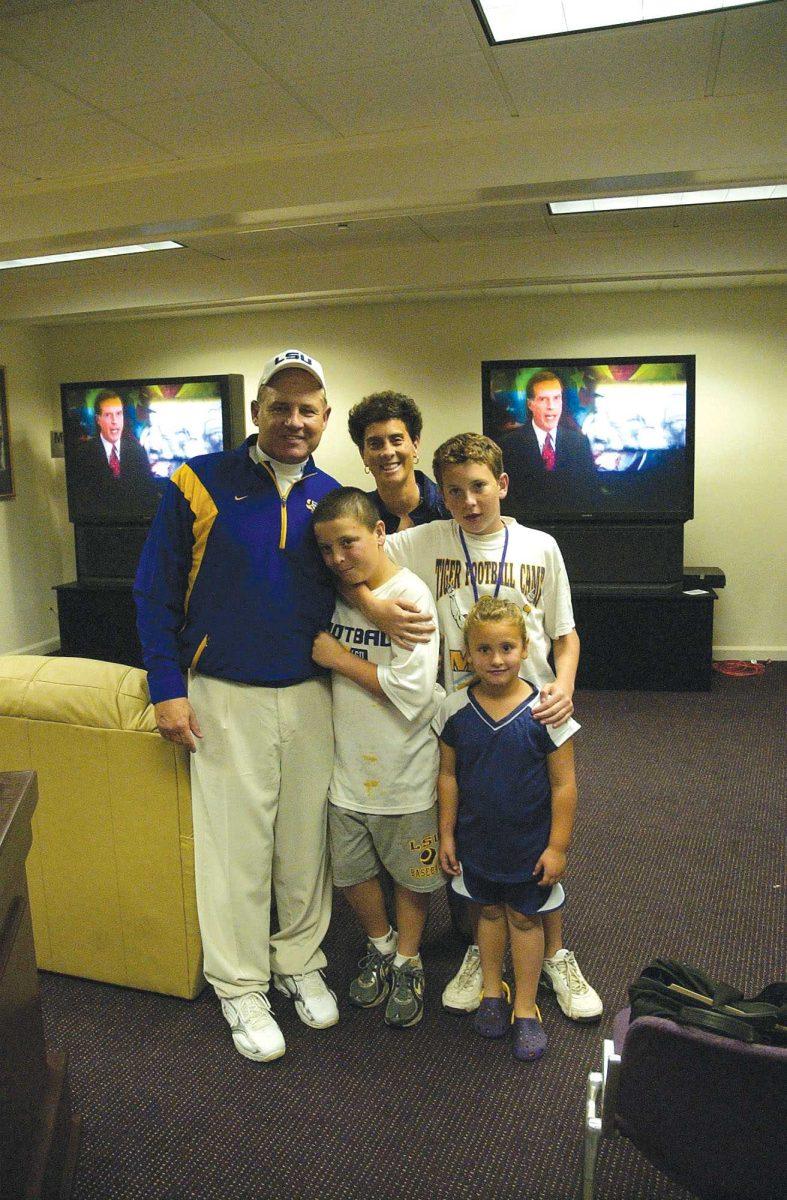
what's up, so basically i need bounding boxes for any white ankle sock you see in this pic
[370,927,397,955]
[394,952,421,968]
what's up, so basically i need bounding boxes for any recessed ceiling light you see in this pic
[548,184,787,214]
[473,1,776,45]
[0,241,184,271]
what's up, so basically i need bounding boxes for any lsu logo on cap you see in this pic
[259,348,325,391]
[274,350,314,368]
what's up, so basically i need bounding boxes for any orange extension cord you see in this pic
[712,660,767,677]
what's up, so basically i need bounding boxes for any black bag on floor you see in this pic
[628,958,787,1046]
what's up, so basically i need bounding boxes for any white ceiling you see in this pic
[0,0,784,321]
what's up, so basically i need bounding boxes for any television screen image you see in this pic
[61,375,242,525]
[482,356,695,523]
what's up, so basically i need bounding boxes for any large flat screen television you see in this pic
[482,356,695,525]
[61,374,245,525]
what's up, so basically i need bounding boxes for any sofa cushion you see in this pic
[0,655,156,732]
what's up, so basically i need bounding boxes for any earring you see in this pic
[364,466,371,474]
[413,454,419,464]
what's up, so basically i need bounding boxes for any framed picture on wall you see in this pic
[0,368,14,500]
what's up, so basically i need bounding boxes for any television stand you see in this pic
[54,579,142,668]
[573,584,717,691]
[535,521,685,590]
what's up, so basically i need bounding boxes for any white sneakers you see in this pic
[221,970,338,1061]
[273,969,339,1029]
[221,992,286,1062]
[442,944,483,1012]
[442,943,603,1023]
[540,949,603,1022]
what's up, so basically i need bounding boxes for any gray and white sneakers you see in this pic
[442,944,483,1012]
[540,949,603,1022]
[273,969,339,1029]
[222,970,338,1062]
[221,992,286,1062]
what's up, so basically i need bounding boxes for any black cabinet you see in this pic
[573,588,716,691]
[54,580,142,668]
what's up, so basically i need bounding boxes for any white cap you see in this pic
[258,349,326,391]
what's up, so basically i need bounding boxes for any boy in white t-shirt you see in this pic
[351,433,602,1024]
[311,487,444,1029]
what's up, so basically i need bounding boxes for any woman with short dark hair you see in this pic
[348,391,447,532]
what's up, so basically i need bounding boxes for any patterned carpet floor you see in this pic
[40,664,786,1199]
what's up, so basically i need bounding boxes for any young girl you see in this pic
[433,596,579,1061]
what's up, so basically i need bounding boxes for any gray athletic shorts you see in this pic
[328,803,445,894]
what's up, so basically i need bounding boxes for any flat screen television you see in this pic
[61,374,245,525]
[482,356,695,525]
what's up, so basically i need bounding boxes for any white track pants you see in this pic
[189,673,333,998]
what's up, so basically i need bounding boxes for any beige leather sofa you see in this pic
[0,654,204,999]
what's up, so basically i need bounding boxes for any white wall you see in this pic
[0,323,73,654]
[13,283,787,659]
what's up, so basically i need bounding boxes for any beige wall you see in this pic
[0,324,73,655]
[6,283,786,658]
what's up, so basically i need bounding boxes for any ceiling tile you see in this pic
[298,217,431,248]
[0,111,174,178]
[198,0,481,76]
[183,228,314,258]
[291,51,509,134]
[494,14,717,114]
[0,161,27,187]
[0,0,272,110]
[0,1,87,13]
[0,53,95,131]
[414,204,550,238]
[713,2,787,95]
[120,82,329,156]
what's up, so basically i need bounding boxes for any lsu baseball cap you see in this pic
[258,349,326,391]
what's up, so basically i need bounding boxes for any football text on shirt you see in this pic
[330,622,392,648]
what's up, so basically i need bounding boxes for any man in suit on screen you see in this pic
[70,390,160,521]
[502,370,596,507]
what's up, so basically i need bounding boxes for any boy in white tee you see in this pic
[311,487,444,1029]
[352,433,602,1023]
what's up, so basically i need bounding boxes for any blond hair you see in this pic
[432,432,503,488]
[463,596,528,651]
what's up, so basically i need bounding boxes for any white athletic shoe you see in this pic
[221,992,286,1061]
[442,944,483,1012]
[273,969,339,1029]
[540,949,603,1022]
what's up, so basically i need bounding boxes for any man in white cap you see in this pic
[135,350,340,1061]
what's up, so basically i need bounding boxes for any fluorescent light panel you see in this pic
[0,240,184,271]
[549,184,787,213]
[476,1,775,44]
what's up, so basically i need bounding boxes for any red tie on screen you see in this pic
[109,446,120,478]
[542,433,556,472]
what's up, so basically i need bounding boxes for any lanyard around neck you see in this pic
[458,524,509,603]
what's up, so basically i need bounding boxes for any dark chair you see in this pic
[583,1007,787,1200]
